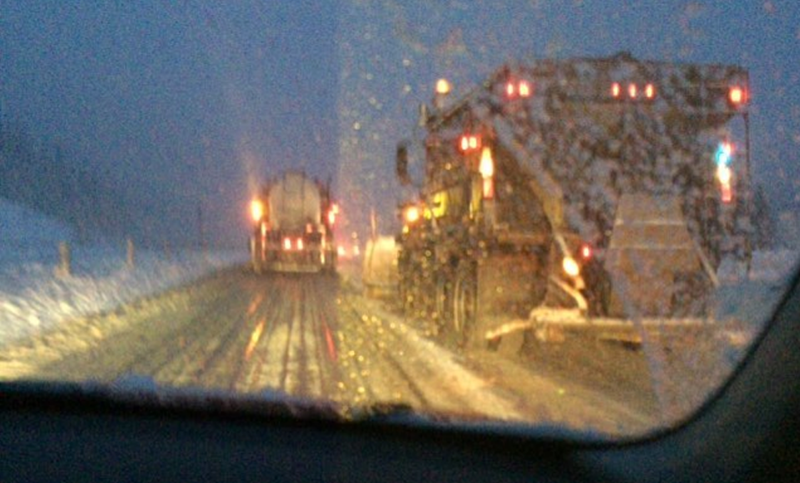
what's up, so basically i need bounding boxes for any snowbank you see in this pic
[1,196,246,347]
[0,243,246,347]
[748,250,800,282]
[717,249,800,284]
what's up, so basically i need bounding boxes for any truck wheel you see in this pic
[452,266,477,349]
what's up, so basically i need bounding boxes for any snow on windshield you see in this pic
[0,1,798,438]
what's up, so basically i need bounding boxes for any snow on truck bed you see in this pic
[0,198,246,347]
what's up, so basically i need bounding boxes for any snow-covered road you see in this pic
[0,268,657,437]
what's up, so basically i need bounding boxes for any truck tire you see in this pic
[452,265,478,349]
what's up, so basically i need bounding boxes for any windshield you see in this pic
[1,1,798,438]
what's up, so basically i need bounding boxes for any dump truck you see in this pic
[250,171,337,273]
[395,52,751,349]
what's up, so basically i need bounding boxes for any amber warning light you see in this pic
[250,200,264,222]
[479,147,495,199]
[459,134,481,153]
[506,80,532,99]
[611,82,655,100]
[404,206,420,224]
[729,86,747,105]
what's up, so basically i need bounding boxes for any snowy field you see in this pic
[715,249,799,344]
[0,198,246,347]
[718,249,800,284]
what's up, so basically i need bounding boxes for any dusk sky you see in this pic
[2,1,798,244]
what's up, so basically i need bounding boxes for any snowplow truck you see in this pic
[395,52,751,349]
[250,171,337,274]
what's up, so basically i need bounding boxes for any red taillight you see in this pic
[506,80,532,99]
[459,134,481,153]
[721,184,733,204]
[717,165,733,204]
[613,82,654,100]
[580,243,592,260]
[645,83,655,99]
[729,86,746,105]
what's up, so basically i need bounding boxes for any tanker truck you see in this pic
[395,53,751,349]
[249,171,337,274]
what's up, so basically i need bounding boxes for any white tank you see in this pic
[268,172,321,232]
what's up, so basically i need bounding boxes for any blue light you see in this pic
[715,142,733,167]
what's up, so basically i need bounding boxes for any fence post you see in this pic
[54,241,71,278]
[126,238,135,269]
